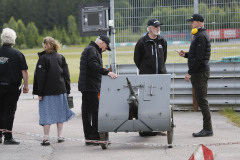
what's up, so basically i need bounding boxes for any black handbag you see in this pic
[67,96,74,109]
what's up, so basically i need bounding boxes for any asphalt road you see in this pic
[0,84,240,160]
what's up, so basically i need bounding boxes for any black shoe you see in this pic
[192,129,213,137]
[57,137,65,143]
[4,138,20,145]
[41,139,50,146]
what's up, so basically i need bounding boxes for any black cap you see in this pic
[99,35,111,51]
[186,14,204,22]
[147,19,163,27]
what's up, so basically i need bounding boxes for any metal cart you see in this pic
[98,74,174,149]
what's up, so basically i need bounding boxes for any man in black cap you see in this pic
[134,19,167,136]
[176,14,213,137]
[78,35,117,145]
[134,19,167,74]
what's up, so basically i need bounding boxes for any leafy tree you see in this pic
[8,17,18,31]
[61,27,71,45]
[37,35,45,48]
[67,15,79,44]
[173,7,189,31]
[2,23,8,29]
[0,0,7,30]
[25,22,39,48]
[199,2,209,16]
[16,19,26,47]
[17,33,27,49]
[17,19,26,32]
[52,26,63,42]
[207,6,225,29]
[230,4,240,28]
[115,0,133,30]
[114,12,126,36]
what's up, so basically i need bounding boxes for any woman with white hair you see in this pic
[0,28,29,145]
[33,36,75,146]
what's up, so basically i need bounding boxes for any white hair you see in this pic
[95,37,103,43]
[147,26,161,36]
[147,27,149,32]
[1,28,17,46]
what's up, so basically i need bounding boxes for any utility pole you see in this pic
[110,0,116,73]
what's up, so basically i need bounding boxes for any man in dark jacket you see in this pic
[78,35,117,145]
[0,28,29,145]
[176,14,213,137]
[134,19,167,136]
[134,19,167,74]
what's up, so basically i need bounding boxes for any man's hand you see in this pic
[185,74,191,82]
[38,96,43,101]
[175,50,185,57]
[21,70,29,93]
[108,72,118,79]
[22,85,29,93]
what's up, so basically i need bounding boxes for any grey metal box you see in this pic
[98,74,171,132]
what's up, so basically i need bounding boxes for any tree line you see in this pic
[1,0,240,47]
[2,15,94,49]
[0,0,108,48]
[0,0,108,33]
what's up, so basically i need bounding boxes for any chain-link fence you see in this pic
[114,0,240,63]
[113,0,240,108]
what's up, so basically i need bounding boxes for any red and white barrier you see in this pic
[189,144,216,160]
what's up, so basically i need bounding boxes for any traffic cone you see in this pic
[189,144,216,160]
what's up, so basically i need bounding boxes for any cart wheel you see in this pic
[99,132,109,150]
[167,107,174,148]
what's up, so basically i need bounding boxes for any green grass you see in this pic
[220,108,240,127]
[20,44,240,84]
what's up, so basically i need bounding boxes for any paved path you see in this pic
[0,84,240,160]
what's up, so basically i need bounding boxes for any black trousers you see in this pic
[191,71,212,131]
[0,85,21,140]
[81,91,100,140]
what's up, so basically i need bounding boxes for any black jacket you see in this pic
[185,28,211,75]
[134,34,167,74]
[32,51,70,96]
[0,45,28,86]
[78,41,109,92]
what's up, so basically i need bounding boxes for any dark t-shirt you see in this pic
[0,45,28,86]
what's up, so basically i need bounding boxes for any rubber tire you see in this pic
[167,108,174,148]
[99,132,109,150]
